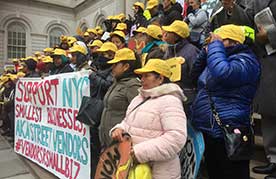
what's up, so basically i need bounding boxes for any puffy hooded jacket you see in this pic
[191,40,261,138]
[110,83,187,179]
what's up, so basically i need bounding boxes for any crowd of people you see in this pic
[0,0,276,179]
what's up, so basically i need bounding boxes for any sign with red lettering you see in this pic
[14,71,91,179]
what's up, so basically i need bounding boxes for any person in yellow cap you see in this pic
[0,72,18,137]
[146,0,161,26]
[110,31,126,49]
[66,36,77,48]
[35,56,53,77]
[99,48,141,148]
[94,42,118,70]
[87,40,103,65]
[12,58,20,73]
[161,0,183,26]
[59,35,70,50]
[141,25,165,64]
[87,28,98,42]
[50,48,73,74]
[162,20,199,108]
[132,27,147,55]
[83,31,90,44]
[69,44,91,71]
[191,24,261,179]
[111,58,187,179]
[133,2,147,28]
[43,47,54,56]
[21,57,40,77]
[87,44,118,179]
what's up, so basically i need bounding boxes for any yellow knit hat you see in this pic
[162,20,190,38]
[214,24,245,44]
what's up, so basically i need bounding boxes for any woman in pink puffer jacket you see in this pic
[111,59,187,179]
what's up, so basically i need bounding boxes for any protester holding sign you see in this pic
[111,58,187,179]
[162,20,199,116]
[99,48,141,148]
[50,48,74,75]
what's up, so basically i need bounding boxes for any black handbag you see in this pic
[76,85,104,126]
[206,87,254,161]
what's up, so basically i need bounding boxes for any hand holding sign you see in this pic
[166,57,185,82]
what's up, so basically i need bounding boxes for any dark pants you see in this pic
[90,126,101,179]
[203,133,250,179]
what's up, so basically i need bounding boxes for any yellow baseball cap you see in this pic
[171,0,176,4]
[12,58,19,63]
[107,48,136,64]
[145,24,162,40]
[133,2,145,11]
[16,72,25,78]
[52,48,67,56]
[88,40,103,48]
[67,36,77,46]
[69,44,87,55]
[41,56,53,63]
[214,24,245,44]
[133,27,147,34]
[118,13,126,21]
[135,58,172,78]
[43,47,54,53]
[97,42,118,53]
[162,20,190,38]
[83,32,89,36]
[115,23,127,31]
[146,0,159,10]
[110,30,126,40]
[60,35,67,42]
[34,51,41,56]
[87,28,97,34]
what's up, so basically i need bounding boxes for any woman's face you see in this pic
[141,72,163,90]
[53,56,62,67]
[111,36,125,49]
[163,31,178,44]
[189,0,200,10]
[70,52,77,64]
[112,62,129,78]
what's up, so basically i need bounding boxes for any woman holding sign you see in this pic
[111,58,187,179]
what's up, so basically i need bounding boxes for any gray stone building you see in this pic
[0,0,138,69]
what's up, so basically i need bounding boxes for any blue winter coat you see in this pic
[191,40,261,138]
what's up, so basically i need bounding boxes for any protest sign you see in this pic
[14,71,91,179]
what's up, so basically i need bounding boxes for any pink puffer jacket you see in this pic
[110,83,187,179]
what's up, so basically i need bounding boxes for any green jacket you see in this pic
[99,77,141,147]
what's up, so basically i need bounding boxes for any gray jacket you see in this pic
[99,77,140,147]
[250,0,276,115]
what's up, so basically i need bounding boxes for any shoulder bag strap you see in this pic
[129,96,151,114]
[205,85,224,127]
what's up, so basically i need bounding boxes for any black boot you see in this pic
[265,171,276,179]
[253,163,276,174]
